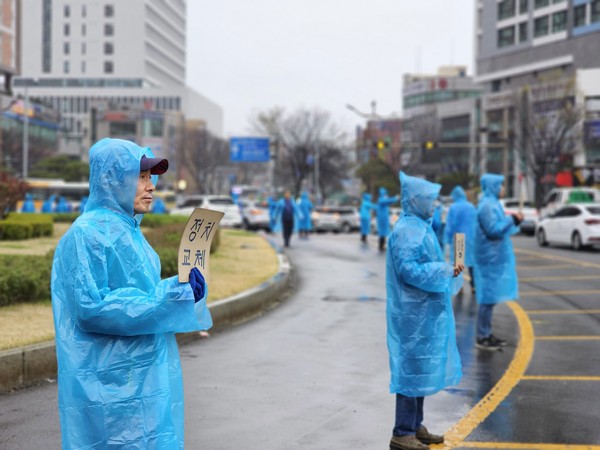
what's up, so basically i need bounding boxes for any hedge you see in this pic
[0,253,53,306]
[0,214,54,240]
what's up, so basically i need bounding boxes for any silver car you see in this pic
[170,195,243,228]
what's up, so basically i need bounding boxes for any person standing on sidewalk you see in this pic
[376,186,400,252]
[297,191,314,239]
[274,190,303,248]
[386,172,464,450]
[51,138,212,449]
[444,186,477,294]
[473,173,521,351]
[359,192,376,244]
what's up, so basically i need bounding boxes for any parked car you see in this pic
[311,206,360,233]
[500,198,538,236]
[238,199,271,231]
[170,195,243,228]
[540,187,600,218]
[536,203,600,250]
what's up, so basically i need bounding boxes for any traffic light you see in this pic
[422,141,437,151]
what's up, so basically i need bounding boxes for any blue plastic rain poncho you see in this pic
[272,196,304,232]
[267,196,277,231]
[359,193,376,235]
[41,194,56,213]
[78,195,88,213]
[51,138,212,449]
[21,193,36,212]
[431,202,444,246]
[386,172,463,396]
[55,196,72,213]
[152,196,167,213]
[473,173,519,305]
[297,191,314,232]
[444,186,476,267]
[376,187,399,237]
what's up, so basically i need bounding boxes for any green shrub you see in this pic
[140,214,189,228]
[0,254,53,306]
[0,222,33,240]
[51,213,80,223]
[0,214,54,239]
[155,248,179,278]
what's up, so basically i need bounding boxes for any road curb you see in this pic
[0,237,292,394]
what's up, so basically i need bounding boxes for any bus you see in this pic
[18,178,90,212]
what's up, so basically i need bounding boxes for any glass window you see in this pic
[82,4,86,17]
[498,0,515,20]
[104,23,114,36]
[552,0,565,3]
[104,42,114,55]
[519,0,528,14]
[63,61,70,74]
[63,42,70,54]
[64,4,70,17]
[104,61,113,73]
[82,23,86,36]
[534,15,549,37]
[81,42,86,54]
[552,11,567,32]
[64,23,70,36]
[592,0,600,23]
[534,0,549,8]
[497,26,516,47]
[105,5,114,17]
[519,22,528,41]
[574,5,587,27]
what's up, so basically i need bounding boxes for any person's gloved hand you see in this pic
[188,267,205,303]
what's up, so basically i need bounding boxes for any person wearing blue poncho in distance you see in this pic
[21,193,36,212]
[359,192,376,244]
[152,195,167,213]
[297,191,314,239]
[444,186,477,293]
[473,173,521,351]
[78,195,88,214]
[386,172,464,450]
[41,194,56,213]
[376,186,399,252]
[267,195,277,233]
[274,190,303,248]
[51,138,212,449]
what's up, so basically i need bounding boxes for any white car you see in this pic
[238,200,271,231]
[500,198,538,236]
[540,187,600,218]
[170,195,243,228]
[536,203,600,250]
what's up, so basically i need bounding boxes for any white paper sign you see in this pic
[454,232,465,266]
[178,208,224,282]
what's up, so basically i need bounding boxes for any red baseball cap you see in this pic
[140,155,169,175]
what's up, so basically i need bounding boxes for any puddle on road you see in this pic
[322,295,385,303]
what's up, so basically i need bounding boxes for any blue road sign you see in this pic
[229,137,270,162]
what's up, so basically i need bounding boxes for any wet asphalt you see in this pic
[0,232,599,449]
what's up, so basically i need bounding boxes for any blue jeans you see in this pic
[477,303,495,339]
[393,394,424,437]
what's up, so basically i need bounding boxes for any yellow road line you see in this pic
[520,289,600,297]
[515,247,600,270]
[536,335,600,340]
[526,309,600,315]
[520,275,600,282]
[522,375,600,381]
[441,302,534,449]
[460,441,600,449]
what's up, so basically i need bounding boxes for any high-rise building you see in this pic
[0,0,19,97]
[14,0,222,161]
[475,0,600,195]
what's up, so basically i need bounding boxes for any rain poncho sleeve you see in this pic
[51,138,211,449]
[473,173,519,305]
[386,172,462,397]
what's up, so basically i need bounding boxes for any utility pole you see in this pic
[502,107,509,187]
[23,85,29,179]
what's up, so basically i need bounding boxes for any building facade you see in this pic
[14,0,222,159]
[476,0,600,197]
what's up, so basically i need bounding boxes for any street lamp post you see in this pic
[23,85,29,179]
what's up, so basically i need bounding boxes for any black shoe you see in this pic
[476,337,501,351]
[489,334,507,347]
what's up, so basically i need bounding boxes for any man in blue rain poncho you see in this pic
[273,190,303,248]
[473,173,521,351]
[376,186,399,252]
[444,186,477,293]
[21,193,36,212]
[51,138,212,449]
[359,192,376,244]
[386,172,464,450]
[267,195,277,232]
[297,191,314,239]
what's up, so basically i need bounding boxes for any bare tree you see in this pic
[182,125,230,194]
[251,107,351,199]
[515,77,584,208]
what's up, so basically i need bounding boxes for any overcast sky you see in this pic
[186,0,475,137]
